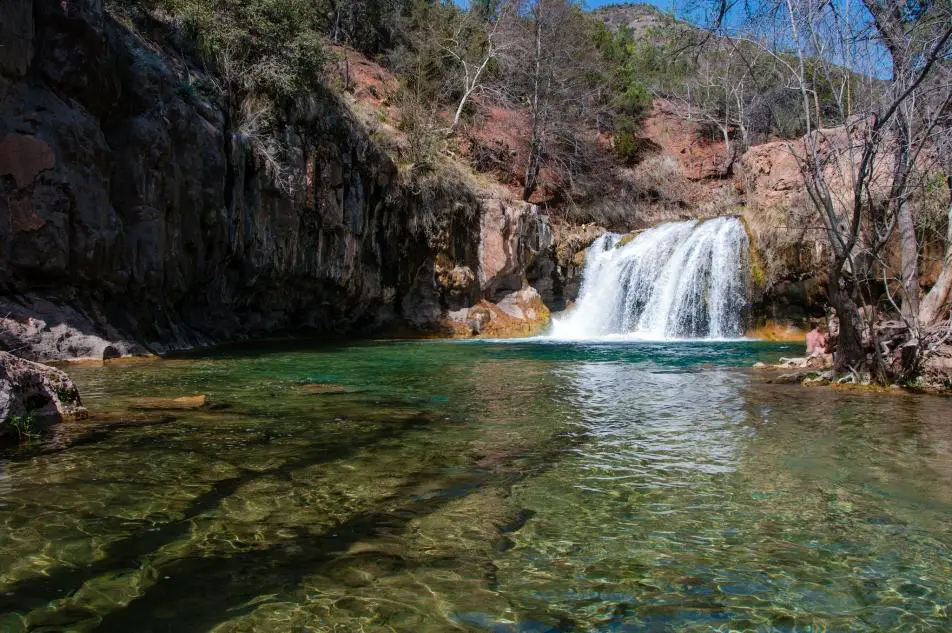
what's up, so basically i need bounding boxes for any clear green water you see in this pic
[1,339,951,632]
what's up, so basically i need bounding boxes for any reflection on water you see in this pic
[0,340,950,632]
[561,362,749,480]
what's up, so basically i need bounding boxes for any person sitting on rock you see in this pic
[806,323,827,356]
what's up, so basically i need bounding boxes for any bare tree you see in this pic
[732,0,952,380]
[444,1,515,129]
[661,39,776,175]
[501,0,602,202]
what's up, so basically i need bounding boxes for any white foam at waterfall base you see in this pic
[548,217,750,341]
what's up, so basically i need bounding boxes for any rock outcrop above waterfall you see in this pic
[0,351,86,440]
[0,0,561,359]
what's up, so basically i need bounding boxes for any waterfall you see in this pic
[550,217,750,340]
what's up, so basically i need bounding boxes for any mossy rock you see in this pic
[615,232,640,248]
[737,215,767,290]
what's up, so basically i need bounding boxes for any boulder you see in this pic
[496,287,548,323]
[466,304,493,335]
[0,351,86,440]
[0,296,145,362]
[441,287,551,338]
[922,343,952,392]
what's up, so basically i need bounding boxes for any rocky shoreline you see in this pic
[0,351,87,442]
[754,348,952,394]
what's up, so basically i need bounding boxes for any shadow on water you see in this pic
[85,430,588,633]
[0,415,184,463]
[2,411,590,632]
[0,411,434,619]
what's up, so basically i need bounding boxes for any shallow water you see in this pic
[1,339,951,632]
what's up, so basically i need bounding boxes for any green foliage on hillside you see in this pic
[593,21,689,119]
[590,7,873,148]
[106,0,885,212]
[116,0,327,101]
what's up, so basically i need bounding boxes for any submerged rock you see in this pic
[128,395,208,410]
[300,383,349,395]
[0,351,86,440]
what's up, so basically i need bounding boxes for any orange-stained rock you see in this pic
[445,287,551,338]
[640,101,727,181]
[740,140,804,210]
[747,322,806,342]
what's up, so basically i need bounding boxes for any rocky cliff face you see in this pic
[0,0,556,360]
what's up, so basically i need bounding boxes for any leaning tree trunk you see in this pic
[919,192,952,326]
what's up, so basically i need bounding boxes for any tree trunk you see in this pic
[718,126,735,178]
[522,13,544,202]
[523,145,541,202]
[829,267,867,375]
[893,107,919,320]
[452,89,472,129]
[919,193,952,325]
[897,200,920,318]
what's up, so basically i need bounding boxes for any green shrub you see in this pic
[7,415,38,441]
[613,116,645,163]
[613,83,652,119]
[114,0,327,102]
[180,0,326,100]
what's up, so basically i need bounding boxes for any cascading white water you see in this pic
[550,217,750,340]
